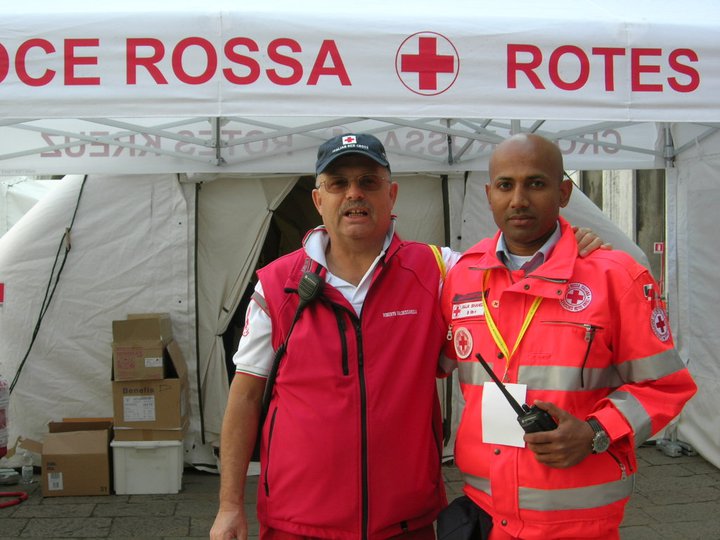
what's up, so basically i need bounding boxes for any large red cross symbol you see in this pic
[566,289,586,304]
[400,37,455,91]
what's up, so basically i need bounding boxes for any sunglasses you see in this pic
[317,174,389,194]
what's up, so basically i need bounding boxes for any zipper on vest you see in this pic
[263,407,278,496]
[332,305,350,375]
[353,317,370,540]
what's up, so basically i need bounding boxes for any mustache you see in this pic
[340,201,371,213]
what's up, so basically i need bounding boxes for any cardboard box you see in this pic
[112,313,174,381]
[111,439,183,494]
[112,340,189,431]
[41,419,113,497]
[112,416,189,442]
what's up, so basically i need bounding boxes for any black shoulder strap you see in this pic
[252,263,323,460]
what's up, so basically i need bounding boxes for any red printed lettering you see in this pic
[548,45,589,91]
[223,37,260,84]
[17,39,55,86]
[64,38,100,86]
[508,43,700,94]
[172,37,216,85]
[126,38,167,84]
[0,44,9,83]
[306,40,351,85]
[266,38,302,85]
[507,44,545,89]
[667,49,699,92]
[591,47,625,91]
[631,48,663,92]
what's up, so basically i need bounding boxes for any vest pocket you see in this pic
[263,406,278,496]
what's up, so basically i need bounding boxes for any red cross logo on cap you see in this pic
[342,135,357,145]
[395,32,460,96]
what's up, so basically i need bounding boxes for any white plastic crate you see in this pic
[111,440,183,494]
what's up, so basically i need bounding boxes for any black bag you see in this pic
[436,496,493,540]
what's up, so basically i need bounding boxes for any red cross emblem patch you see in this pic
[395,31,460,96]
[651,307,670,342]
[453,327,473,359]
[559,283,592,312]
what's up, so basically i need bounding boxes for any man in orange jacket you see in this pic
[440,133,697,539]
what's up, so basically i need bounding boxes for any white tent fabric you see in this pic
[0,178,56,236]
[0,0,718,469]
[668,126,720,467]
[0,174,194,459]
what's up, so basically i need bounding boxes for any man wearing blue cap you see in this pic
[211,133,603,540]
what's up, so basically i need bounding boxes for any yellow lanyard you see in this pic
[481,270,543,379]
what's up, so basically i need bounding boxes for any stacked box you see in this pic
[110,314,188,492]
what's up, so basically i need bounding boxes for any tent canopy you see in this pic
[0,0,718,174]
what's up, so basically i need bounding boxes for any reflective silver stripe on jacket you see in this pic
[457,349,683,391]
[463,472,634,511]
[439,354,457,375]
[608,390,652,446]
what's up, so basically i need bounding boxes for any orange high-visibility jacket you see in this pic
[441,217,697,539]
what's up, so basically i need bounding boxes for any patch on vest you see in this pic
[453,327,473,359]
[559,282,592,312]
[651,307,671,342]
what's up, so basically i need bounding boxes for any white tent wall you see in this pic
[0,178,56,236]
[0,174,195,464]
[668,125,720,469]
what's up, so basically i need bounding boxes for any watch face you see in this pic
[593,431,610,453]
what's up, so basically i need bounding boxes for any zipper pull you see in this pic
[584,324,597,342]
[446,324,453,341]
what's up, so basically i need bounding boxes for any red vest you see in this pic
[441,217,696,539]
[256,234,447,539]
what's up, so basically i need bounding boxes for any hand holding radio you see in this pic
[475,353,558,433]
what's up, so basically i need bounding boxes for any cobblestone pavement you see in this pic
[1,444,718,539]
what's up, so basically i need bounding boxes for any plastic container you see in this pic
[111,440,183,494]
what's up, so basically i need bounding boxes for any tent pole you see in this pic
[193,181,207,445]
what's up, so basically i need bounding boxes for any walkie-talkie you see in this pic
[475,353,557,433]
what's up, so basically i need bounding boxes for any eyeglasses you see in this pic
[317,174,389,194]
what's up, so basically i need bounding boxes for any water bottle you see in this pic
[21,450,34,484]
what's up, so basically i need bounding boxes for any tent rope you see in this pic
[9,176,89,394]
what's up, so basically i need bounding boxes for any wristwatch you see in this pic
[587,418,610,454]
